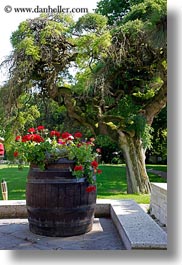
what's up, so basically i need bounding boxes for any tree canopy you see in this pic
[96,0,144,25]
[0,0,167,193]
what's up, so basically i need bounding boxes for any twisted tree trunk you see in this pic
[118,130,151,194]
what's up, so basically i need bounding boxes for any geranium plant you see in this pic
[13,126,102,186]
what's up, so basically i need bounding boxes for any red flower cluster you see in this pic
[74,132,82,138]
[13,151,19,157]
[91,160,102,174]
[86,185,96,193]
[21,134,44,143]
[28,128,36,133]
[15,135,21,141]
[14,127,102,183]
[61,132,74,140]
[16,126,46,142]
[37,126,45,131]
[50,130,60,138]
[74,165,83,171]
[28,126,45,133]
[91,160,98,168]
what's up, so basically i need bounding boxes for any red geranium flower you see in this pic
[37,126,45,131]
[86,185,96,193]
[14,127,103,184]
[62,132,73,140]
[22,134,32,142]
[55,131,61,138]
[97,169,102,174]
[32,134,44,143]
[13,151,19,157]
[74,165,83,171]
[74,132,82,138]
[15,135,21,141]
[50,130,60,138]
[91,160,98,168]
[28,128,35,133]
[50,130,56,137]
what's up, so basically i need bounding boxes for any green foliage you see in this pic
[95,135,123,164]
[8,14,77,103]
[107,96,140,127]
[68,139,97,183]
[127,115,154,149]
[128,115,146,137]
[75,31,111,67]
[122,0,167,48]
[18,36,41,61]
[11,14,75,49]
[75,13,108,33]
[73,68,92,93]
[10,21,31,47]
[151,128,167,157]
[1,93,41,159]
[149,107,167,159]
[96,0,144,25]
[33,98,67,131]
[132,77,163,100]
[119,18,144,37]
[142,124,154,149]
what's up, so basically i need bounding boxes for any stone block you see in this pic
[150,183,167,226]
[110,200,167,249]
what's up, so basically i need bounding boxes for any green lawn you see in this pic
[0,164,167,204]
[0,165,28,200]
[97,164,167,204]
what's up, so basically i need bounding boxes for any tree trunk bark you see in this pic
[118,130,151,194]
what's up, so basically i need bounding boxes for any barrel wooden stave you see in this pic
[26,160,96,237]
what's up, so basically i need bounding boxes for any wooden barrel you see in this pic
[26,158,96,237]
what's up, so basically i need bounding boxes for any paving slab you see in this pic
[0,199,167,250]
[0,218,126,250]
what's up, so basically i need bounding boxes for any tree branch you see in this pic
[143,81,167,125]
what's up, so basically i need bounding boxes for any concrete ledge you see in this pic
[0,200,111,219]
[0,200,27,218]
[0,199,167,249]
[110,200,167,249]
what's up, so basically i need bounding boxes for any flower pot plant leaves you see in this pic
[13,126,102,189]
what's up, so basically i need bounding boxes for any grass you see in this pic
[0,165,28,200]
[0,163,167,204]
[146,164,167,172]
[97,164,167,204]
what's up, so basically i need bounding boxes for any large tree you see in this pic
[0,0,167,193]
[69,0,167,193]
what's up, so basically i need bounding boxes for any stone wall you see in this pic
[150,182,167,226]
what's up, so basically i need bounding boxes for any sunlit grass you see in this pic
[0,165,28,200]
[0,164,167,204]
